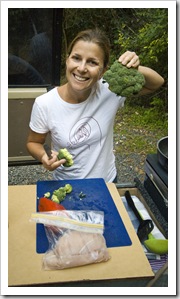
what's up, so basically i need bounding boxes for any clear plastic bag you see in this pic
[31,210,110,270]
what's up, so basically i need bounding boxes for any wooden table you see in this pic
[8,183,154,287]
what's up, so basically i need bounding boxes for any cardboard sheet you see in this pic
[8,183,154,286]
[36,178,132,253]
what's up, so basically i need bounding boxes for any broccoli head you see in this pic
[103,60,145,97]
[57,148,74,167]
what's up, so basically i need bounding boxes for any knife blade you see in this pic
[43,144,53,159]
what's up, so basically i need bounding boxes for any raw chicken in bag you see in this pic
[31,210,110,270]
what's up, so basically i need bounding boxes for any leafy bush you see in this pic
[117,8,168,111]
[142,97,168,129]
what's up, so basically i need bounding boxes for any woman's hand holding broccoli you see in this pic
[41,148,74,171]
[41,150,66,171]
[118,51,140,69]
[108,50,164,96]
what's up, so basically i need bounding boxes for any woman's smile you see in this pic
[73,74,89,82]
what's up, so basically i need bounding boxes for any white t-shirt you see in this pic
[29,80,125,182]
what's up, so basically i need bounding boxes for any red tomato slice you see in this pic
[38,197,66,212]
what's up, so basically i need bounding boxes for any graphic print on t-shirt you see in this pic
[67,116,102,149]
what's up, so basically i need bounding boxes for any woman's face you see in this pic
[66,40,106,95]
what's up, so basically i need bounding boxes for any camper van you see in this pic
[8,8,63,165]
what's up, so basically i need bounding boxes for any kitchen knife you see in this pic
[43,144,53,159]
[124,190,154,242]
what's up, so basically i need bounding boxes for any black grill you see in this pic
[144,154,168,221]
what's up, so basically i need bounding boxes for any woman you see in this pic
[27,28,164,182]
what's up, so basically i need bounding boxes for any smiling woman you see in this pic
[58,28,110,104]
[26,28,164,183]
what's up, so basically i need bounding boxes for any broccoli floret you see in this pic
[57,148,74,167]
[51,194,60,203]
[103,60,145,97]
[53,187,67,202]
[64,184,73,193]
[51,184,73,203]
[44,192,51,198]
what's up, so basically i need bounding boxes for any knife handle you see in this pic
[43,144,53,159]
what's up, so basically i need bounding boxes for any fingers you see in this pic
[118,51,140,68]
[42,151,66,171]
[48,158,66,171]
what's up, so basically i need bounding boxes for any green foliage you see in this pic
[116,101,167,131]
[117,9,168,67]
[142,97,168,129]
[117,8,168,111]
[114,103,168,155]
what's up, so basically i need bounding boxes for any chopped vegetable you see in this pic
[44,192,51,198]
[38,197,66,212]
[40,183,73,206]
[52,187,67,203]
[51,194,60,203]
[57,148,74,167]
[51,183,73,203]
[103,60,145,97]
[64,184,73,193]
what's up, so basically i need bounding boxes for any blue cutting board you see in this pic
[36,178,132,253]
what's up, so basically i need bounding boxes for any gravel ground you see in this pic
[8,153,146,186]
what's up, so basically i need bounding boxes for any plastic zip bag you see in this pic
[31,210,110,270]
[31,210,104,234]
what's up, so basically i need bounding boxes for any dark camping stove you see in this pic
[144,154,168,221]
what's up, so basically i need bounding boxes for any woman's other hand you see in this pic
[41,150,66,171]
[118,51,140,69]
[26,129,66,171]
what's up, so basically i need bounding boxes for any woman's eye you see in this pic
[72,56,80,61]
[89,60,98,66]
[71,56,98,66]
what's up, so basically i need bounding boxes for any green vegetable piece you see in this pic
[44,192,51,198]
[51,194,60,203]
[64,184,73,193]
[52,187,67,202]
[51,183,73,203]
[103,60,145,97]
[57,148,74,167]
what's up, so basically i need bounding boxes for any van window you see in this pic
[8,8,60,87]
